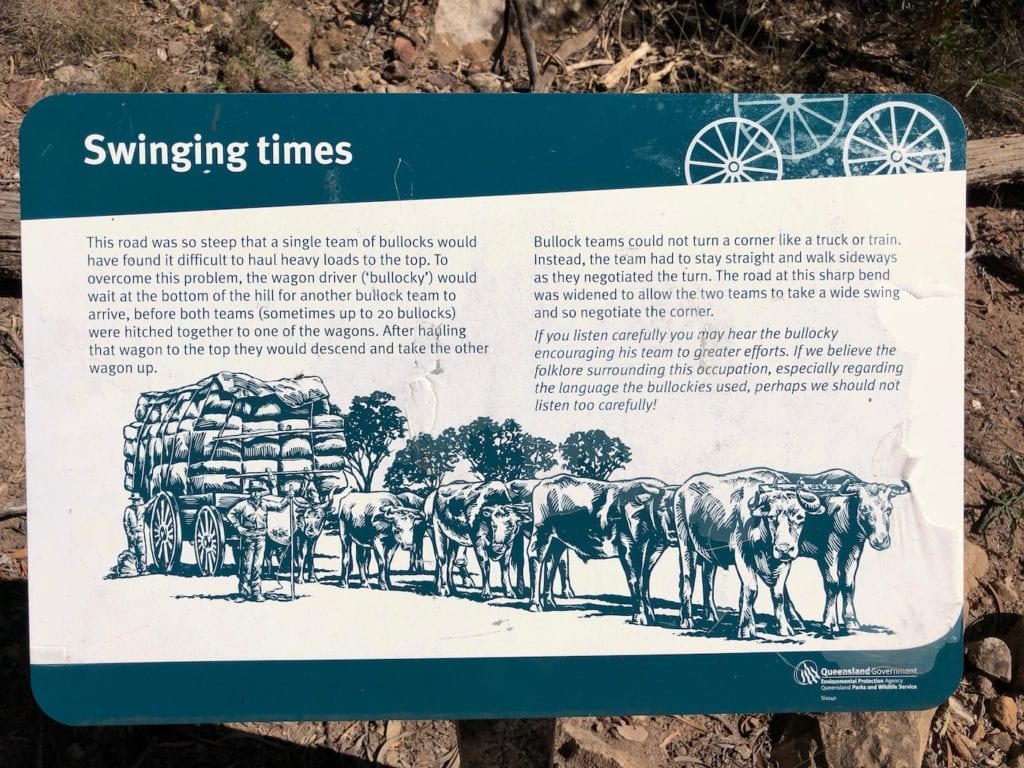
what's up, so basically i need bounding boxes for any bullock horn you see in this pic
[890,480,911,496]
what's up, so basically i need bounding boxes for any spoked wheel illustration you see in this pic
[734,94,848,160]
[193,505,225,576]
[684,118,783,184]
[148,491,182,573]
[843,102,951,176]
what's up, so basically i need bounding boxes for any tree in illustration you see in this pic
[558,429,632,480]
[384,429,459,496]
[339,391,408,492]
[455,416,556,482]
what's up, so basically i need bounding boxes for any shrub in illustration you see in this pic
[558,429,632,480]
[384,429,460,496]
[454,416,556,482]
[338,391,407,492]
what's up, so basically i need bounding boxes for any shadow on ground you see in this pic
[0,580,384,768]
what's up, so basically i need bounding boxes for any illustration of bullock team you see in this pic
[118,374,910,640]
[323,470,910,640]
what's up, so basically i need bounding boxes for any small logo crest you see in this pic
[793,660,821,685]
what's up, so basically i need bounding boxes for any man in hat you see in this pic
[122,492,147,576]
[226,479,271,602]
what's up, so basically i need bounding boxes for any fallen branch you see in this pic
[600,41,651,90]
[0,504,26,521]
[968,133,1024,187]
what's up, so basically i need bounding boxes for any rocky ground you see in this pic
[2,1,1024,766]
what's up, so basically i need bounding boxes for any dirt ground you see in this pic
[2,1,1024,766]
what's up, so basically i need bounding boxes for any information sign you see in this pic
[21,94,965,723]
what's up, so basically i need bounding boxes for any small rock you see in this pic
[167,40,187,59]
[273,9,314,66]
[326,26,347,52]
[964,540,989,597]
[612,723,648,743]
[7,78,49,111]
[971,399,983,411]
[948,730,975,761]
[389,19,402,32]
[382,61,409,83]
[431,0,506,62]
[989,696,1018,732]
[255,73,297,93]
[311,38,333,69]
[393,36,417,65]
[221,58,254,92]
[967,637,1013,683]
[156,47,168,62]
[984,730,1013,751]
[335,50,362,71]
[193,1,216,25]
[818,710,937,768]
[945,695,975,724]
[466,72,502,93]
[53,65,100,86]
[384,84,416,93]
[993,576,1019,607]
[560,723,647,768]
[354,71,374,91]
[969,672,998,699]
[427,71,456,89]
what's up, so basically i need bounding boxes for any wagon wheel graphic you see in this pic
[734,94,848,160]
[843,102,951,176]
[684,118,783,184]
[148,491,182,573]
[193,505,225,576]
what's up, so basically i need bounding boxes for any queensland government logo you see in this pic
[793,660,821,685]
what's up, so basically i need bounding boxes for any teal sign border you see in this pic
[21,93,966,220]
[34,621,961,724]
[22,93,966,723]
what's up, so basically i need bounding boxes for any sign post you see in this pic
[21,93,965,727]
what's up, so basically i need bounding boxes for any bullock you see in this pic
[673,469,824,639]
[330,490,426,590]
[289,501,328,583]
[262,479,328,583]
[528,474,671,625]
[779,469,911,635]
[505,479,571,599]
[393,491,428,572]
[427,481,531,599]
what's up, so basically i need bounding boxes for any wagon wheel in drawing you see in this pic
[193,505,225,576]
[684,117,784,185]
[148,491,182,573]
[843,101,951,176]
[734,94,848,160]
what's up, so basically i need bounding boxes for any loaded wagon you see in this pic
[122,372,347,575]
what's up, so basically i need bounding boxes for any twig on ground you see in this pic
[510,0,543,91]
[0,504,26,520]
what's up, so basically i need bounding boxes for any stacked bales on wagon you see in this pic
[123,372,347,498]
